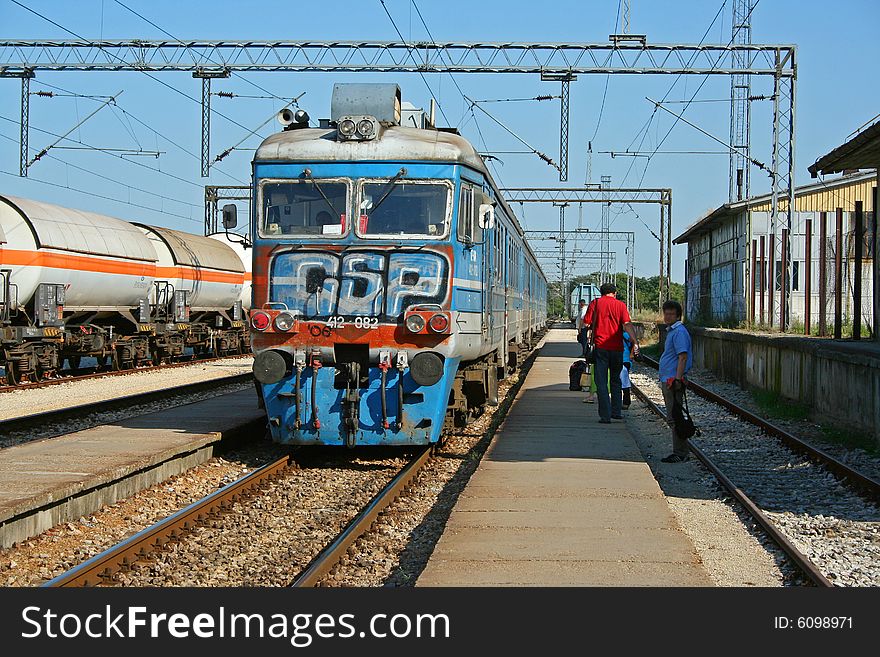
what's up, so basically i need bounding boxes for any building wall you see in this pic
[684,175,876,331]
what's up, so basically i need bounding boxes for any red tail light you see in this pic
[429,313,449,333]
[251,311,271,331]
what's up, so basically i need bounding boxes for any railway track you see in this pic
[629,380,833,587]
[0,353,250,395]
[0,372,254,438]
[638,355,880,504]
[44,453,294,587]
[43,446,433,587]
[39,331,544,588]
[290,446,433,587]
[632,359,880,587]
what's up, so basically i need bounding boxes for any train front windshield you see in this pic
[357,181,450,238]
[260,179,349,237]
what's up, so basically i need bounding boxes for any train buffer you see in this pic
[418,328,711,586]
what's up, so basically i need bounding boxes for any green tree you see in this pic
[548,273,685,315]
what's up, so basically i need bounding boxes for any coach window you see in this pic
[493,226,499,281]
[457,183,480,243]
[259,179,349,238]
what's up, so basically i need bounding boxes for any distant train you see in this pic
[569,282,600,322]
[0,194,251,384]
[246,83,548,446]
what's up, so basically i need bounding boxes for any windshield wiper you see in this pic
[368,167,407,216]
[302,171,341,218]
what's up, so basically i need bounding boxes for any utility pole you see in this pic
[729,0,755,202]
[600,175,611,284]
[554,202,569,305]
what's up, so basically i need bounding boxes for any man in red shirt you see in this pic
[584,283,641,423]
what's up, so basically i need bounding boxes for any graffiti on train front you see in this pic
[269,250,448,319]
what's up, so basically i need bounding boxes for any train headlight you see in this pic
[428,313,449,333]
[338,118,356,138]
[405,314,425,333]
[274,312,296,332]
[357,119,375,137]
[251,311,271,331]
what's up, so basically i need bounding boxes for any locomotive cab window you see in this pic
[259,179,349,238]
[356,179,451,239]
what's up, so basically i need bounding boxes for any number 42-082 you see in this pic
[327,317,379,330]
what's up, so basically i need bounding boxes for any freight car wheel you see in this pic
[4,362,20,386]
[67,356,81,371]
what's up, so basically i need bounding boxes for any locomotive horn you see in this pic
[277,108,296,126]
[277,108,309,126]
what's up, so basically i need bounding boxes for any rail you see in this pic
[1,353,252,394]
[0,372,253,436]
[629,381,832,587]
[290,445,434,587]
[44,454,292,587]
[638,355,880,504]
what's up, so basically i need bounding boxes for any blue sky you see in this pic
[2,0,878,284]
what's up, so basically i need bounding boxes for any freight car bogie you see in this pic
[2,339,60,384]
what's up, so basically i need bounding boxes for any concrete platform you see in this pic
[418,328,712,587]
[0,389,265,548]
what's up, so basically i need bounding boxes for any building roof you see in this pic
[808,120,880,176]
[672,170,877,244]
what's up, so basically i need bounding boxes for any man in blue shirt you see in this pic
[658,300,693,463]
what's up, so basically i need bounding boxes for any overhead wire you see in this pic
[1,133,197,221]
[0,129,201,217]
[590,0,622,145]
[466,98,558,171]
[29,79,248,184]
[111,0,295,108]
[471,96,560,104]
[0,114,206,191]
[379,0,453,128]
[111,0,304,160]
[629,0,761,196]
[408,0,511,194]
[606,0,732,232]
[615,0,729,190]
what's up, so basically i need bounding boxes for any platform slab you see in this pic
[417,328,712,587]
[0,388,264,548]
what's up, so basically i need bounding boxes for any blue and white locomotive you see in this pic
[245,84,547,446]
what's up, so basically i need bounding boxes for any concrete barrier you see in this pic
[689,327,880,445]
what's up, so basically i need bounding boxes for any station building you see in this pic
[674,170,876,333]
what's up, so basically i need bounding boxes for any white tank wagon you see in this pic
[207,232,252,311]
[0,194,158,380]
[0,195,250,384]
[135,224,248,358]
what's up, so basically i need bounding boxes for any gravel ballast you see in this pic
[0,442,284,587]
[0,356,253,420]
